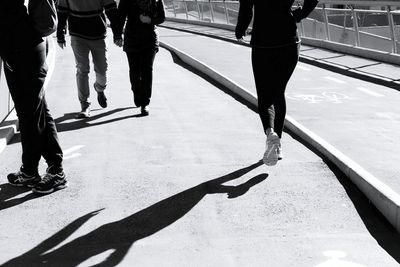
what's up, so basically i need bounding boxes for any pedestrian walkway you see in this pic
[1,33,400,266]
[158,22,400,197]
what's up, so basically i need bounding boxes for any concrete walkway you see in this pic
[0,33,400,266]
[157,22,400,231]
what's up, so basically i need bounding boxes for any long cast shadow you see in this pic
[0,183,43,211]
[2,161,266,266]
[9,107,136,144]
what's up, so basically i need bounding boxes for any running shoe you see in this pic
[263,132,280,166]
[32,166,68,194]
[141,105,149,116]
[7,167,41,187]
[75,107,90,119]
[277,144,283,160]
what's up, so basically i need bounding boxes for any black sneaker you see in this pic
[7,168,41,188]
[97,91,107,108]
[32,167,68,194]
[141,105,149,116]
[75,107,90,119]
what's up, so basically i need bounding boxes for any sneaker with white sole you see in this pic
[75,107,90,119]
[263,132,280,166]
[32,166,68,194]
[277,144,283,160]
[7,167,41,187]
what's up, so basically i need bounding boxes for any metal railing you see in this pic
[163,0,400,55]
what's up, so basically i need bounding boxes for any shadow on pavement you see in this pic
[1,161,266,267]
[0,183,43,211]
[8,107,136,144]
[326,160,400,264]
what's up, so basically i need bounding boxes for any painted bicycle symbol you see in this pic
[286,92,351,104]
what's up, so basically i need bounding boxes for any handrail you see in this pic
[166,0,400,59]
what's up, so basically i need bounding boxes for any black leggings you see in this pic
[126,49,157,107]
[252,44,299,138]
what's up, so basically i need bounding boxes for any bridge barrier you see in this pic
[164,0,400,65]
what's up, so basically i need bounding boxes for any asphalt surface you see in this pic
[158,22,400,198]
[0,33,400,266]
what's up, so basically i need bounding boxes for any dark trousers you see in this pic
[2,41,63,174]
[126,49,157,107]
[252,43,299,138]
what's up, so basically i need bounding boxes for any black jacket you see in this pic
[0,0,42,53]
[235,0,319,48]
[116,0,165,52]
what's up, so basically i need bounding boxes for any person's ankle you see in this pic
[265,128,275,136]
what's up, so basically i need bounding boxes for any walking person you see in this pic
[235,0,318,166]
[116,0,165,116]
[0,0,67,194]
[56,0,122,119]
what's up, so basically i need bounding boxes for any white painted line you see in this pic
[324,76,346,84]
[297,64,311,71]
[356,87,384,97]
[64,153,82,160]
[64,145,85,155]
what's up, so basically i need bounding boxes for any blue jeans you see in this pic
[71,36,108,110]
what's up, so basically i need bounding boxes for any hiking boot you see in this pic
[141,105,149,116]
[75,107,90,119]
[7,167,41,187]
[32,166,68,194]
[263,132,280,166]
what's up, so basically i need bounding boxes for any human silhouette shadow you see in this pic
[8,107,136,144]
[2,161,266,267]
[0,183,42,211]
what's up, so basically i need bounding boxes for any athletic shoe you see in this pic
[32,166,68,194]
[97,91,107,108]
[141,105,149,116]
[94,83,108,108]
[75,107,90,119]
[7,167,41,187]
[263,132,280,166]
[277,144,283,160]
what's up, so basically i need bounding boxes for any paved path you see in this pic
[0,35,400,266]
[158,24,400,198]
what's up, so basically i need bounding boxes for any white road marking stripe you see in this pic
[356,87,384,97]
[63,145,85,155]
[324,76,346,84]
[296,64,311,71]
[64,153,82,160]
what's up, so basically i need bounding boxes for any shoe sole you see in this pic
[8,179,41,188]
[263,136,280,166]
[32,181,68,194]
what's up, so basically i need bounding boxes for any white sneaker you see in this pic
[263,132,280,166]
[277,144,283,160]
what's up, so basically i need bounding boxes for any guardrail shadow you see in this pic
[1,161,266,267]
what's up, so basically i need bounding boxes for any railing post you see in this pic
[172,0,177,17]
[322,3,331,41]
[195,0,201,20]
[184,0,189,20]
[223,0,230,24]
[210,0,215,22]
[351,5,361,47]
[387,6,398,54]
